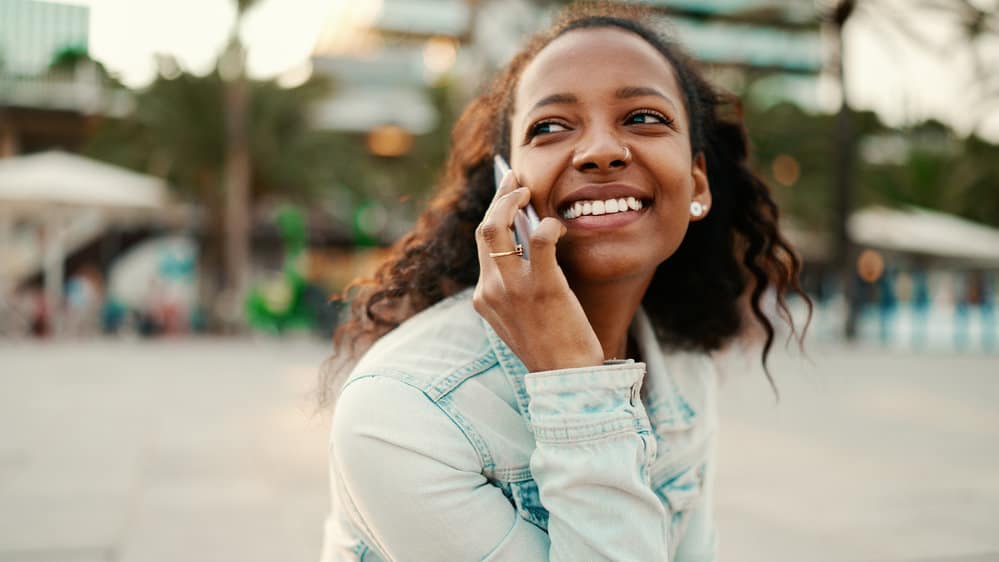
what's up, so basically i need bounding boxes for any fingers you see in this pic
[528,217,567,282]
[490,169,519,205]
[478,187,530,252]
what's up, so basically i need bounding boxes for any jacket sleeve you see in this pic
[524,361,668,561]
[331,362,665,562]
[331,376,551,561]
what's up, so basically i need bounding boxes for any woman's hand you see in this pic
[473,170,604,372]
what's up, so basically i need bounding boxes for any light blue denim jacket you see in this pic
[321,290,718,562]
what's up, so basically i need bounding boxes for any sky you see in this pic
[58,0,999,141]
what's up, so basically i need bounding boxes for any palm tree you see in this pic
[219,0,255,332]
[84,56,335,331]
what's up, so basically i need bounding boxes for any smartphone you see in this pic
[493,155,540,259]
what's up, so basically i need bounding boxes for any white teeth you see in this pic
[562,197,646,220]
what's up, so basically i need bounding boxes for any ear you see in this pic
[689,152,712,222]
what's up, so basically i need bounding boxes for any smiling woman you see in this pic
[319,3,810,561]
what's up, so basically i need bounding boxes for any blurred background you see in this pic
[0,0,997,561]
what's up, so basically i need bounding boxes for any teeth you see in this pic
[562,197,645,220]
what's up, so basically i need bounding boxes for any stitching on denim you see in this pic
[481,318,533,426]
[491,465,533,482]
[531,416,650,443]
[344,369,426,392]
[435,393,496,472]
[425,353,497,401]
[525,363,643,381]
[339,374,497,475]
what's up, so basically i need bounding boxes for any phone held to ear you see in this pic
[493,155,541,259]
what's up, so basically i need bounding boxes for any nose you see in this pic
[572,130,631,173]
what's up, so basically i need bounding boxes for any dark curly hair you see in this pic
[320,3,811,407]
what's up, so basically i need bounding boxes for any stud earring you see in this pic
[690,201,705,217]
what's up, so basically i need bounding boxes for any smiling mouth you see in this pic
[560,196,647,220]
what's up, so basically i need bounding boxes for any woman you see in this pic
[320,4,809,561]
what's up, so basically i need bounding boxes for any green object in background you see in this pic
[245,204,314,333]
[352,201,387,247]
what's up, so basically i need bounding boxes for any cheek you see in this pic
[513,153,562,208]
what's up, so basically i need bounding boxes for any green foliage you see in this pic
[744,101,999,231]
[48,45,89,72]
[85,69,336,203]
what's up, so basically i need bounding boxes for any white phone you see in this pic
[493,155,541,259]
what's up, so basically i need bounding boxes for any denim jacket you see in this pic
[320,290,718,562]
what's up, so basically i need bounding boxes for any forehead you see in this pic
[515,26,684,113]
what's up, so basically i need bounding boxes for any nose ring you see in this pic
[621,146,632,162]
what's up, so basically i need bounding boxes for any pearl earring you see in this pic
[690,201,705,217]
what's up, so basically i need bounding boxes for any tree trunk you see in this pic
[222,43,251,333]
[832,0,858,340]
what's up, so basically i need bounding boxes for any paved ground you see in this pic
[0,337,996,562]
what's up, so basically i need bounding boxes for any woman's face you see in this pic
[509,27,710,284]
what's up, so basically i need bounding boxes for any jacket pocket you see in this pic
[495,477,549,531]
[653,461,705,513]
[652,460,706,549]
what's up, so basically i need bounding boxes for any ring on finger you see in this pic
[488,244,523,258]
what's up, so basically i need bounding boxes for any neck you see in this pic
[570,274,653,361]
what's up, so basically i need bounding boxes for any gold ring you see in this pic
[489,244,524,258]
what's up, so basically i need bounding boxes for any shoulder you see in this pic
[346,289,496,400]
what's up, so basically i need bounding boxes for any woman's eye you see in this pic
[626,111,673,126]
[529,121,569,138]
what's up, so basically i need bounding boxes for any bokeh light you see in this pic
[365,124,414,157]
[857,248,885,283]
[772,153,801,187]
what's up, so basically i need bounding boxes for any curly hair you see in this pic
[319,3,811,407]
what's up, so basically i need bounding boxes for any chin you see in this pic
[558,245,668,285]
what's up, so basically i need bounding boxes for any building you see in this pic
[0,0,130,156]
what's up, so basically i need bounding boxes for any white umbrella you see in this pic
[848,206,999,267]
[0,150,166,211]
[0,150,169,334]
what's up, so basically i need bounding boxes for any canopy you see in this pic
[0,151,170,335]
[0,150,166,212]
[848,206,999,267]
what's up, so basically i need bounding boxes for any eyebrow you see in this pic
[615,86,679,111]
[528,93,578,113]
[526,87,679,114]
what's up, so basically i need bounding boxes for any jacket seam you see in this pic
[341,372,497,473]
